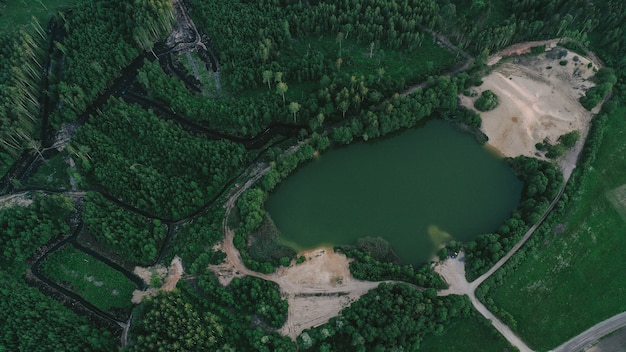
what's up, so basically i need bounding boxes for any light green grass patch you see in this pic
[484,107,626,351]
[41,245,137,314]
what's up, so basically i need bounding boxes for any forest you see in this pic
[0,0,625,350]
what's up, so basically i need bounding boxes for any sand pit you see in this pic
[461,47,599,170]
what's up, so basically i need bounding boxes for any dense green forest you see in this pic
[1,0,625,350]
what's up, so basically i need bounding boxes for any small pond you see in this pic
[265,119,523,265]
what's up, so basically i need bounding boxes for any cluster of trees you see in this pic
[329,74,468,145]
[465,156,563,280]
[234,188,294,273]
[0,194,74,266]
[170,205,227,275]
[298,283,472,350]
[286,0,439,51]
[247,215,297,268]
[138,60,285,136]
[474,90,499,111]
[199,274,288,329]
[124,290,224,352]
[189,0,292,92]
[580,68,618,110]
[535,130,580,159]
[74,98,247,220]
[0,23,47,166]
[50,0,174,125]
[127,274,294,351]
[0,194,114,351]
[0,270,115,351]
[338,245,446,288]
[440,0,596,54]
[82,192,168,265]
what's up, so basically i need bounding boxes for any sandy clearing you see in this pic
[132,256,184,304]
[0,192,33,209]
[461,47,598,175]
[276,248,381,339]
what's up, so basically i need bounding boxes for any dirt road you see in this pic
[552,312,626,352]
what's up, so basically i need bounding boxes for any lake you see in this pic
[265,119,523,265]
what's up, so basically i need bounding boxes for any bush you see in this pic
[558,131,580,148]
[474,90,499,111]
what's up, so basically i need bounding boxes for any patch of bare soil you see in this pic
[461,47,600,178]
[132,256,183,304]
[0,192,33,209]
[433,254,471,296]
[275,248,381,338]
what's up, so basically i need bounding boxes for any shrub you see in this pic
[474,90,499,111]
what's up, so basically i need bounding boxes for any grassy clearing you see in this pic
[484,106,626,351]
[418,313,514,352]
[0,0,82,32]
[20,152,70,190]
[41,245,137,314]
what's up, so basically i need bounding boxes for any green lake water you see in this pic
[265,119,523,265]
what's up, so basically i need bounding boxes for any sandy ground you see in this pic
[461,47,598,178]
[132,256,184,304]
[0,192,33,209]
[275,248,381,339]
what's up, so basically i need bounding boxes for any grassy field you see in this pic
[483,106,626,351]
[418,313,514,352]
[0,0,82,32]
[41,245,137,315]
